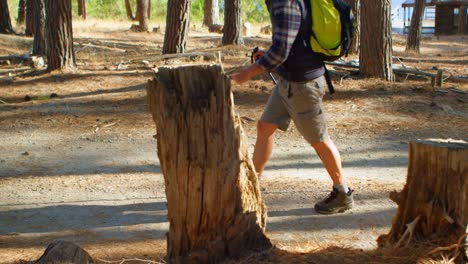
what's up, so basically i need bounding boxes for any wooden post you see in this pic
[146,64,271,263]
[378,139,468,261]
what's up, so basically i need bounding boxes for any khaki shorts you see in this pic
[260,75,330,144]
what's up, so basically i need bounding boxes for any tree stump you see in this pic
[378,139,467,261]
[35,240,94,264]
[146,64,272,263]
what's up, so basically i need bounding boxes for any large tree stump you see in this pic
[378,139,467,261]
[146,64,272,263]
[35,240,94,264]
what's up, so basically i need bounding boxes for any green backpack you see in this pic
[308,0,355,61]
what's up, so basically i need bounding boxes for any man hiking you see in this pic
[231,0,354,214]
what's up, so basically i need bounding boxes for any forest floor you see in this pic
[0,20,467,264]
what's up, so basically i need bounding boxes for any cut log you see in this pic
[146,64,272,263]
[35,240,94,264]
[378,139,468,261]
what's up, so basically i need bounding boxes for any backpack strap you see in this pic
[323,63,335,94]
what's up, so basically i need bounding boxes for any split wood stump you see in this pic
[146,64,272,263]
[378,139,467,260]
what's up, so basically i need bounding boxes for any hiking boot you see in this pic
[314,187,354,214]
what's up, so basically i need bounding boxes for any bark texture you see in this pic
[346,0,360,55]
[77,0,86,19]
[32,0,45,55]
[378,139,468,262]
[136,0,149,32]
[359,0,393,81]
[125,0,135,20]
[0,0,14,34]
[25,0,34,36]
[17,0,26,25]
[35,240,94,264]
[45,0,76,71]
[406,0,425,52]
[203,0,220,26]
[222,0,242,45]
[162,0,191,54]
[147,64,272,263]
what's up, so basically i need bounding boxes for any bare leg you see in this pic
[312,139,345,185]
[253,121,278,176]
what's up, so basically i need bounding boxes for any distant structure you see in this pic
[402,0,436,34]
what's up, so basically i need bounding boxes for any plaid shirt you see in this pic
[256,0,302,72]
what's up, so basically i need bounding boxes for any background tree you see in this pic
[78,0,86,19]
[25,0,34,36]
[17,0,26,25]
[125,0,135,20]
[406,0,425,52]
[0,0,14,34]
[162,0,191,53]
[346,0,360,54]
[45,0,76,71]
[136,0,149,32]
[203,0,220,26]
[222,0,242,45]
[359,0,393,81]
[33,0,45,56]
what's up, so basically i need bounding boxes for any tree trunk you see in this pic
[203,0,220,26]
[125,0,135,20]
[406,0,425,52]
[147,0,151,19]
[77,0,86,19]
[45,0,76,71]
[136,0,149,32]
[222,0,242,45]
[378,139,468,262]
[146,64,272,263]
[162,0,191,54]
[346,0,360,55]
[35,240,94,264]
[359,0,393,81]
[32,0,45,56]
[17,0,26,25]
[25,0,34,36]
[0,0,14,34]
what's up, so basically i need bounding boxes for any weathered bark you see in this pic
[162,0,191,54]
[203,0,220,26]
[25,0,34,36]
[17,0,26,25]
[346,0,360,54]
[0,0,14,34]
[359,0,393,81]
[45,0,76,71]
[378,139,468,262]
[147,64,272,263]
[32,0,45,56]
[406,0,425,52]
[125,0,135,20]
[222,0,242,45]
[147,0,151,19]
[77,0,86,19]
[136,0,149,32]
[35,240,94,264]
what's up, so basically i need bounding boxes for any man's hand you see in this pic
[230,63,264,85]
[252,49,266,63]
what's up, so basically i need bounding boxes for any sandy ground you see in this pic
[0,21,467,263]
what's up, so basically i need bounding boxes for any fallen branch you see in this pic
[394,215,421,248]
[97,258,165,264]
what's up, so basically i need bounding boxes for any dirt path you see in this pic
[0,22,467,263]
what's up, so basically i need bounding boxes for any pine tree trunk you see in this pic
[32,0,45,56]
[346,0,360,55]
[378,139,468,262]
[17,0,26,25]
[125,0,135,20]
[222,0,242,45]
[359,0,393,81]
[0,0,14,34]
[162,0,191,54]
[25,0,34,36]
[203,0,220,26]
[78,0,86,19]
[45,0,76,71]
[147,0,151,19]
[146,64,272,263]
[406,0,425,52]
[136,0,149,32]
